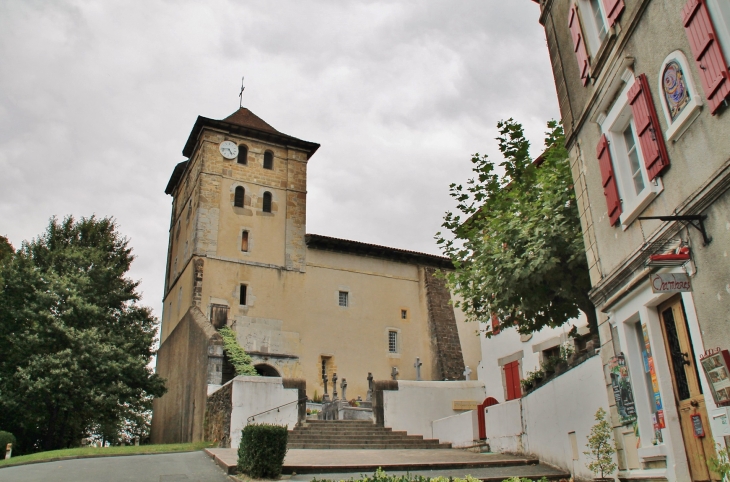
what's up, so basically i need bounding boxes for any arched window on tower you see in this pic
[237,145,248,165]
[263,191,272,213]
[263,151,274,170]
[234,186,245,207]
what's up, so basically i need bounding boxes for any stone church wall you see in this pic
[151,306,223,444]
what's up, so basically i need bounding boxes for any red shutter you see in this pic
[504,362,515,400]
[682,0,730,114]
[569,6,591,86]
[627,74,671,180]
[602,0,625,28]
[491,313,501,335]
[504,361,522,401]
[596,134,622,226]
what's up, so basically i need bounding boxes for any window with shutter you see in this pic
[601,0,625,28]
[682,0,730,114]
[504,361,522,401]
[627,74,670,181]
[569,6,591,86]
[597,134,622,226]
[491,313,501,335]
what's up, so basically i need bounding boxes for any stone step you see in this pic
[289,430,396,437]
[287,442,453,449]
[288,437,441,446]
[288,434,423,441]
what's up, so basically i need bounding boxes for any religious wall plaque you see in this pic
[609,354,637,425]
[700,348,730,407]
[650,273,692,293]
[452,400,479,411]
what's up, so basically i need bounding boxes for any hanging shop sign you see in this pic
[700,348,730,407]
[650,273,692,293]
[610,354,637,425]
[691,414,706,438]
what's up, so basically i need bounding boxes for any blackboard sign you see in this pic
[609,354,637,425]
[691,414,705,438]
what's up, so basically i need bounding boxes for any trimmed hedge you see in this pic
[0,431,16,458]
[237,424,288,478]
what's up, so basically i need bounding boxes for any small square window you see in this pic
[338,291,348,307]
[239,284,247,306]
[388,331,398,353]
[401,309,407,320]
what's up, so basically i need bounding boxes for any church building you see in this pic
[151,107,481,443]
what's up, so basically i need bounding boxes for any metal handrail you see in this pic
[247,397,308,424]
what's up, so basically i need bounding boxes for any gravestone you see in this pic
[391,366,399,380]
[463,366,472,381]
[366,372,374,402]
[332,373,338,400]
[414,357,423,381]
[341,377,348,401]
[322,373,330,402]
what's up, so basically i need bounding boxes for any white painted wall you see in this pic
[522,356,611,480]
[477,314,588,403]
[484,398,524,453]
[382,380,486,438]
[432,410,479,448]
[227,376,299,448]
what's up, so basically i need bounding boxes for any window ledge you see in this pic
[387,353,401,359]
[589,33,617,83]
[666,101,703,143]
[620,180,664,229]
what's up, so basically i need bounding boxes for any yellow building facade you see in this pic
[154,108,480,438]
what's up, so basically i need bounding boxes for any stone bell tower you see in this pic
[160,108,320,343]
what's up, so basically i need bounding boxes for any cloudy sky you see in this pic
[0,1,558,319]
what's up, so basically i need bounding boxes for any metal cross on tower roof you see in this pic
[239,76,245,108]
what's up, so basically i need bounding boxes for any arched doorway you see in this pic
[255,364,280,377]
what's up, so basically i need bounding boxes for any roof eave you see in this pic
[182,116,320,159]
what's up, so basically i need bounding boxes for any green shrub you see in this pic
[0,431,17,458]
[310,469,547,482]
[237,424,288,478]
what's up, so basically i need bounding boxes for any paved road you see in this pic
[0,451,231,482]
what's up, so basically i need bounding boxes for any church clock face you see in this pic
[219,141,239,159]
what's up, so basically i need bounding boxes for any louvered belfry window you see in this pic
[596,134,623,226]
[682,0,730,114]
[627,74,671,181]
[234,186,245,207]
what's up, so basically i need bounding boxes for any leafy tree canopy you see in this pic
[437,119,596,336]
[0,216,166,453]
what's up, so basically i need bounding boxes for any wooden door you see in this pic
[659,297,718,481]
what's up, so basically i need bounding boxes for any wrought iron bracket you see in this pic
[638,215,712,246]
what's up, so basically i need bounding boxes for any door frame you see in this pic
[607,274,719,481]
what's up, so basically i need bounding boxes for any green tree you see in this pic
[0,216,166,452]
[0,235,13,261]
[584,407,617,479]
[437,119,597,336]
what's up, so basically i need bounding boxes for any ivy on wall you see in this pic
[219,326,258,376]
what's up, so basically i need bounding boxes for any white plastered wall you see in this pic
[382,380,486,438]
[227,376,299,449]
[432,410,480,448]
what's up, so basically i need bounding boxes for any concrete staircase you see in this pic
[288,420,452,449]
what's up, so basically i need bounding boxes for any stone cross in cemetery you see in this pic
[332,373,338,399]
[366,372,374,401]
[322,373,330,402]
[414,357,423,381]
[391,366,399,380]
[463,366,472,381]
[340,377,348,401]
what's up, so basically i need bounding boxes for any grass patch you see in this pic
[0,441,214,469]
